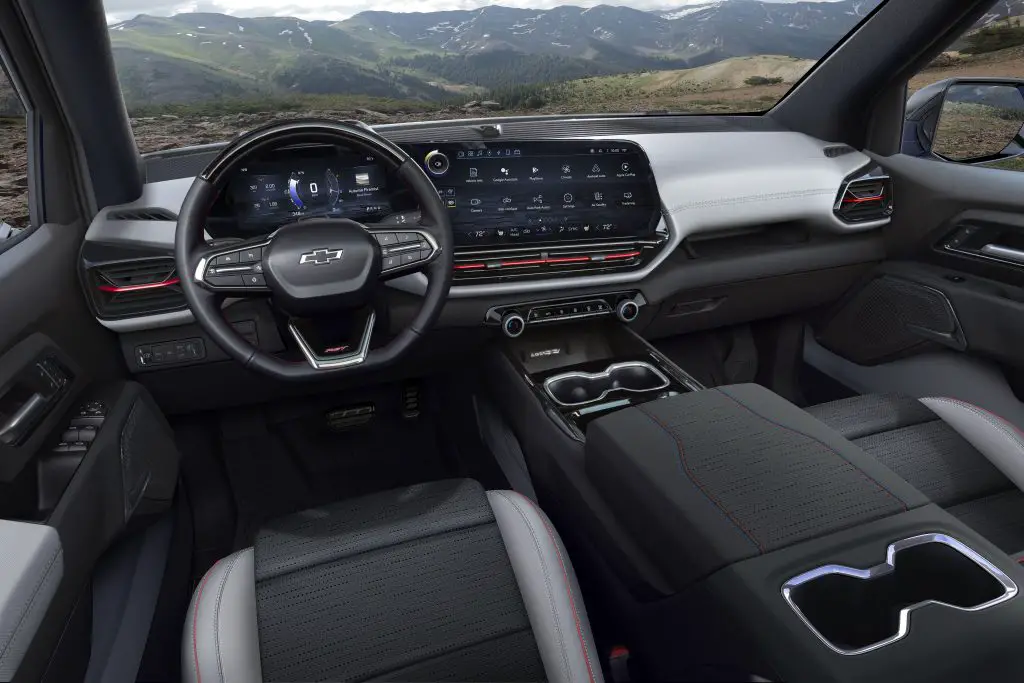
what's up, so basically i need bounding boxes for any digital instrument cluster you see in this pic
[227,150,391,229]
[216,140,661,250]
[404,140,661,247]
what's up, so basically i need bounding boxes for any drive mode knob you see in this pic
[616,300,640,323]
[502,312,526,338]
[424,150,450,176]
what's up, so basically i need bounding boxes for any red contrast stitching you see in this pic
[192,560,221,683]
[636,405,767,553]
[514,493,597,683]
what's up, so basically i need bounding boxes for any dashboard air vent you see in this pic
[89,258,185,319]
[107,207,177,221]
[834,176,893,224]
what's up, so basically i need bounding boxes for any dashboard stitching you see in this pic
[667,188,835,213]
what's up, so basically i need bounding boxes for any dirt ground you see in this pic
[0,47,1022,229]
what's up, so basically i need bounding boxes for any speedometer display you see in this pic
[230,152,391,230]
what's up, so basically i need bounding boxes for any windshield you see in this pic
[104,1,887,153]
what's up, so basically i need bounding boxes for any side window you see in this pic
[904,10,1024,171]
[0,67,28,243]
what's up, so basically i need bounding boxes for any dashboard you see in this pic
[210,140,661,250]
[85,118,892,343]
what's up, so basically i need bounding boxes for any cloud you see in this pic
[105,0,839,23]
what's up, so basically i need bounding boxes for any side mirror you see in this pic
[905,78,1024,169]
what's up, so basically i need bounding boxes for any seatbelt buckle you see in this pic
[608,645,631,683]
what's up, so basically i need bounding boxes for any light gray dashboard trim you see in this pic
[88,129,888,325]
[96,299,244,332]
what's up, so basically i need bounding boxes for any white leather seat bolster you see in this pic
[182,547,262,683]
[488,490,605,683]
[0,520,62,682]
[921,397,1024,495]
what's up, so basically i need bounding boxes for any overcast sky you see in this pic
[104,0,837,23]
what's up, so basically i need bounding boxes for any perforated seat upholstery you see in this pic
[183,479,603,683]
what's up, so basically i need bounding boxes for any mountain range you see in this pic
[107,0,1019,109]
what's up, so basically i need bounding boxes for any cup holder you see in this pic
[782,533,1017,655]
[544,361,670,407]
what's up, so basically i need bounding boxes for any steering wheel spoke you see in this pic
[288,308,376,370]
[193,237,273,294]
[366,227,441,280]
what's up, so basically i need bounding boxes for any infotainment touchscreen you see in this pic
[403,140,660,247]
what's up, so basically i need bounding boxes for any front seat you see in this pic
[183,479,603,683]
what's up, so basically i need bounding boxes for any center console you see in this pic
[501,320,702,438]
[484,320,1024,682]
[581,383,1024,682]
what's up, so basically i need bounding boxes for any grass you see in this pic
[933,101,1024,161]
[981,155,1024,172]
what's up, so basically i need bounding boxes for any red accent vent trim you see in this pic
[97,277,181,293]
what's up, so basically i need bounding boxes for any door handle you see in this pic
[980,244,1024,265]
[0,393,48,445]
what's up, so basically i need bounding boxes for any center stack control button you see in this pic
[502,312,525,338]
[424,151,450,176]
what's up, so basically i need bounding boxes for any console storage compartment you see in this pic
[585,383,928,590]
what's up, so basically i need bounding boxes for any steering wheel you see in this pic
[174,120,453,381]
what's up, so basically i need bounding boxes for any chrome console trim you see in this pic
[543,361,670,408]
[781,533,1018,656]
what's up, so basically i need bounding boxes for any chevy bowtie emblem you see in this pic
[299,248,344,265]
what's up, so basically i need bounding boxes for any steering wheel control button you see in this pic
[240,247,262,263]
[242,273,267,287]
[374,232,398,246]
[502,312,526,338]
[397,232,419,243]
[401,251,421,266]
[425,150,450,176]
[382,255,401,270]
[213,252,241,266]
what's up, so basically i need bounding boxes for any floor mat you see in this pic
[219,382,455,547]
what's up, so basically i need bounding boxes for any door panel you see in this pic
[813,152,1024,378]
[0,224,180,681]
